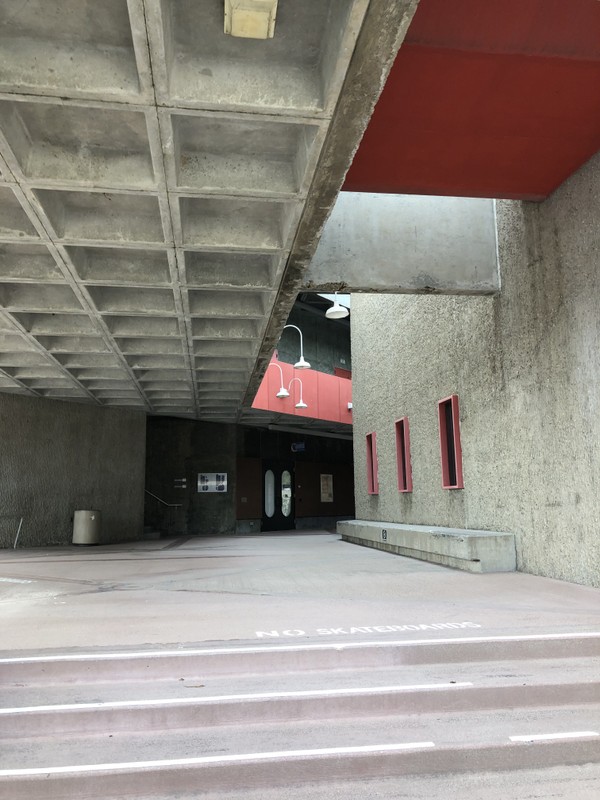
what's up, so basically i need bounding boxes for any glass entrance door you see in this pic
[262,461,295,531]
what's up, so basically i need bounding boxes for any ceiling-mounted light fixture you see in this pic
[268,361,289,398]
[283,324,310,370]
[325,291,350,320]
[288,377,307,409]
[224,0,278,39]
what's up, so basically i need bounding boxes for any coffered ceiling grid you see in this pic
[0,0,369,420]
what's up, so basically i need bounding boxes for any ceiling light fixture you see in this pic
[224,0,278,39]
[283,324,311,370]
[325,291,350,320]
[268,361,289,398]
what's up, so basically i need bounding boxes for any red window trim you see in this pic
[395,417,413,493]
[366,431,379,495]
[438,394,464,489]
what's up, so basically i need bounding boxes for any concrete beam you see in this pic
[303,193,500,294]
[245,0,422,403]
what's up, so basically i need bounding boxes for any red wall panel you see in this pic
[252,360,352,426]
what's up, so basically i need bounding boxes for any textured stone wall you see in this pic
[0,393,146,548]
[351,151,600,587]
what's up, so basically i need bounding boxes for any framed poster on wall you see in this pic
[320,473,334,503]
[197,473,228,492]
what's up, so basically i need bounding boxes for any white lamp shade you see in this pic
[294,356,311,370]
[295,400,308,409]
[276,387,290,398]
[325,301,349,320]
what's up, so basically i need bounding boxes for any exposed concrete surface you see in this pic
[303,193,499,293]
[339,520,516,572]
[0,533,599,798]
[245,0,421,403]
[0,391,145,548]
[0,533,598,651]
[351,151,600,588]
[0,0,377,422]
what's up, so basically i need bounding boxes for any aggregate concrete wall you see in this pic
[0,393,146,548]
[351,151,600,587]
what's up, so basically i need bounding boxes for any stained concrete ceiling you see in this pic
[0,0,412,422]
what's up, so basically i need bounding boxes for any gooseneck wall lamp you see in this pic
[268,361,289,398]
[283,324,311,369]
[288,377,307,409]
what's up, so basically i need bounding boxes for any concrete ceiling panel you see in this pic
[0,0,144,101]
[0,0,375,420]
[0,186,39,239]
[33,190,164,244]
[0,100,154,189]
[0,244,63,282]
[183,251,278,290]
[171,113,320,196]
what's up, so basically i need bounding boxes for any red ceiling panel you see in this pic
[344,0,600,200]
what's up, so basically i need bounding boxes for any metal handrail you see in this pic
[145,490,182,508]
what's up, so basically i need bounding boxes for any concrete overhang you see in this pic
[303,193,500,295]
[0,0,421,422]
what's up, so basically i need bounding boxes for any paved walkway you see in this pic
[1,532,598,654]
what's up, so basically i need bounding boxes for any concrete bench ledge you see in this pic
[338,520,516,573]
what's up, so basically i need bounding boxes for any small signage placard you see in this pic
[197,473,228,493]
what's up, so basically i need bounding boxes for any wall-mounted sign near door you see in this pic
[197,473,228,493]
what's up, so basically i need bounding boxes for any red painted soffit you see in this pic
[344,0,600,200]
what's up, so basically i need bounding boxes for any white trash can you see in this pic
[72,510,101,545]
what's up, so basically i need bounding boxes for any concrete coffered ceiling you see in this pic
[0,0,391,422]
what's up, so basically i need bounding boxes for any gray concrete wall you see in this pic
[304,193,499,294]
[0,393,146,548]
[145,418,237,536]
[351,151,600,588]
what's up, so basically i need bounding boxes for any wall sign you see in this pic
[198,473,228,493]
[320,473,334,503]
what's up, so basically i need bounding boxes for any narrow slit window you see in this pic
[395,417,413,492]
[366,432,378,495]
[438,394,464,489]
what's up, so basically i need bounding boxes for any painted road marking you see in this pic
[0,742,436,776]
[256,622,483,637]
[0,631,599,664]
[0,682,473,715]
[0,577,32,584]
[510,731,599,743]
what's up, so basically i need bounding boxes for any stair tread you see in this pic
[1,704,598,771]
[1,656,598,707]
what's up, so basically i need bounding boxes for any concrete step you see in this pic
[2,654,598,707]
[2,631,599,685]
[2,633,598,798]
[124,764,600,800]
[2,679,599,739]
[1,719,598,799]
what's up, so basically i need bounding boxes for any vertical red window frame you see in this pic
[438,394,464,489]
[395,417,413,492]
[366,432,379,495]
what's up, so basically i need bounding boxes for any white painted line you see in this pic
[1,631,598,664]
[510,731,599,743]
[0,742,436,776]
[0,577,32,584]
[0,682,472,715]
